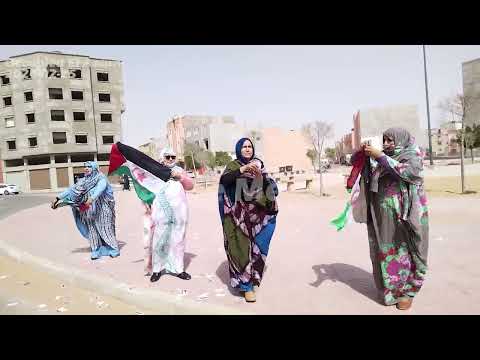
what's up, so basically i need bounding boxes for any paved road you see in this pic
[0,194,54,221]
[2,182,479,314]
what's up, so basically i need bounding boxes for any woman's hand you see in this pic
[240,163,261,177]
[171,169,182,180]
[364,144,383,159]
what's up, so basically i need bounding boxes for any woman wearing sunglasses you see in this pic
[144,148,195,282]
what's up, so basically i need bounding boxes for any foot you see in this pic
[176,272,191,280]
[396,298,413,310]
[244,290,256,303]
[150,272,163,282]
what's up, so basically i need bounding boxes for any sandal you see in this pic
[176,272,191,280]
[396,298,413,310]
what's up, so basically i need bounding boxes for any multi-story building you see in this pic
[0,51,124,192]
[138,136,167,161]
[462,58,480,127]
[430,121,462,156]
[166,115,245,159]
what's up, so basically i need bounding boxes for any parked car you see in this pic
[0,183,19,195]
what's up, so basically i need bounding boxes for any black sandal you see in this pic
[150,270,167,282]
[176,272,191,280]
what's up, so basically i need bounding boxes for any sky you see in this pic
[1,45,480,147]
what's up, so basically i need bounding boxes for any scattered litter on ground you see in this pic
[196,293,209,301]
[6,302,19,307]
[215,293,226,297]
[37,304,47,309]
[55,296,63,301]
[16,281,30,286]
[56,307,68,313]
[135,311,144,315]
[0,275,9,280]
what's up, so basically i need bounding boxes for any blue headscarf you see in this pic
[235,138,255,165]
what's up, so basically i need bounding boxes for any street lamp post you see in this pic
[422,45,434,166]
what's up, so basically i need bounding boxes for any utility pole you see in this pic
[422,45,434,165]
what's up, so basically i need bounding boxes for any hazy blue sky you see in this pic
[1,45,479,147]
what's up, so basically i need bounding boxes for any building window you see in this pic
[100,113,112,122]
[97,72,109,82]
[21,68,31,80]
[51,110,65,121]
[24,91,33,102]
[52,132,67,144]
[5,117,15,128]
[97,153,110,161]
[1,75,10,85]
[48,88,63,100]
[73,111,86,121]
[71,90,84,101]
[75,134,88,144]
[3,96,12,106]
[5,159,23,167]
[47,64,61,78]
[69,69,82,79]
[28,137,38,147]
[71,154,94,163]
[102,135,114,144]
[26,113,35,123]
[7,140,16,150]
[99,93,111,102]
[54,155,68,163]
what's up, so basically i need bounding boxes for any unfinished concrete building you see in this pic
[0,51,125,192]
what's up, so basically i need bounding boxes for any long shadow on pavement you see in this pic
[310,263,381,305]
[216,260,242,297]
[184,252,197,271]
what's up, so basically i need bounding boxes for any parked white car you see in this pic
[0,183,19,195]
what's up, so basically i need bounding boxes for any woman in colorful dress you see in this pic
[362,127,429,310]
[51,161,120,260]
[218,138,279,303]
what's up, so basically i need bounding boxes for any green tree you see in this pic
[325,147,336,161]
[184,142,203,172]
[197,150,216,170]
[306,149,317,171]
[302,121,334,196]
[215,151,231,167]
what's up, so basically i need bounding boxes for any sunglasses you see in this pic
[165,155,176,160]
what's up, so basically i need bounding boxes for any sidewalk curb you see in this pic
[0,240,251,315]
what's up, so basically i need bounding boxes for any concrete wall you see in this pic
[359,104,427,148]
[260,128,312,174]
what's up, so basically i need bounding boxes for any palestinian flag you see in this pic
[109,142,172,204]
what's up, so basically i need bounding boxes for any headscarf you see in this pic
[69,161,104,203]
[371,127,424,192]
[235,138,255,165]
[383,127,417,161]
[159,147,177,169]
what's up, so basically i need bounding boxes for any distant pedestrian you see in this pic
[51,161,120,260]
[123,174,130,191]
[218,138,279,303]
